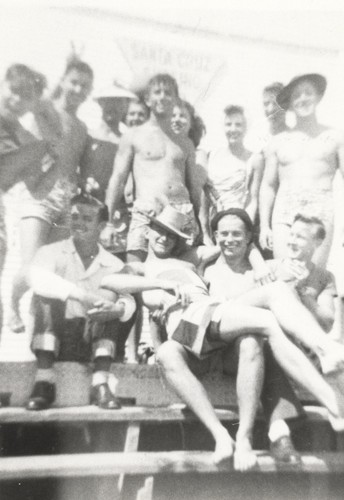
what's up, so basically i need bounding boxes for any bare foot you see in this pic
[319,343,344,375]
[234,437,257,472]
[212,428,235,465]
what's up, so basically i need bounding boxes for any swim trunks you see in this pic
[272,187,334,228]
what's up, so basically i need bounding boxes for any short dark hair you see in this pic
[224,104,245,118]
[211,208,253,238]
[70,192,108,223]
[263,82,284,95]
[64,60,94,80]
[293,214,326,241]
[175,99,206,147]
[4,64,46,97]
[145,73,179,99]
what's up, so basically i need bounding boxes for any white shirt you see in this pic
[30,238,135,320]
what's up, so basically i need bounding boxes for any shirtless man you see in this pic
[102,73,201,263]
[259,73,344,267]
[200,105,263,245]
[101,205,344,469]
[10,60,93,331]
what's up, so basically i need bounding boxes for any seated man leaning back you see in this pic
[26,193,136,411]
[101,205,344,470]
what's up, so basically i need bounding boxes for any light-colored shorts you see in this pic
[127,199,200,253]
[19,179,78,227]
[272,187,334,229]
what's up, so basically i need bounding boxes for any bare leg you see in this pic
[10,217,51,332]
[223,336,264,472]
[235,281,344,374]
[216,305,344,430]
[156,340,235,464]
[271,223,290,259]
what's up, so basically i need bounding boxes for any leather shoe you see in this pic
[90,383,121,410]
[270,435,301,465]
[26,381,56,411]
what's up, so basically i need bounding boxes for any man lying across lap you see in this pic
[101,205,344,470]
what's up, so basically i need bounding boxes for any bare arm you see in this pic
[199,188,214,246]
[105,130,135,220]
[101,272,178,295]
[245,152,264,223]
[298,277,336,333]
[184,140,202,215]
[259,141,279,250]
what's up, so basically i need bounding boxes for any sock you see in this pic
[92,371,108,387]
[35,368,56,384]
[268,419,290,443]
[107,373,119,396]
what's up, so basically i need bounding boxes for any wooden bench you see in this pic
[1,363,343,500]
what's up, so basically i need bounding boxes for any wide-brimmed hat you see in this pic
[94,84,136,101]
[149,206,190,240]
[276,73,327,111]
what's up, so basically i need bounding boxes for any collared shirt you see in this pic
[30,237,134,319]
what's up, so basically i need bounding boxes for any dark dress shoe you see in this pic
[90,383,121,410]
[270,436,301,465]
[26,381,56,411]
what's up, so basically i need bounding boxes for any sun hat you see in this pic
[149,206,190,240]
[276,73,327,111]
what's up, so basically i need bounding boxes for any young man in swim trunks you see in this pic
[102,73,201,263]
[9,60,94,331]
[200,105,264,246]
[0,64,56,335]
[101,205,344,470]
[259,73,344,267]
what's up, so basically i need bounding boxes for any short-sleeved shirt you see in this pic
[31,237,133,319]
[268,258,337,300]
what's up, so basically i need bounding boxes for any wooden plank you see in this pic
[118,422,142,494]
[1,451,344,480]
[0,361,316,407]
[0,406,238,424]
[0,405,330,425]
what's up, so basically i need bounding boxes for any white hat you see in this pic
[94,84,136,100]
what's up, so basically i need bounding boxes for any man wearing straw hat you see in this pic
[259,73,344,268]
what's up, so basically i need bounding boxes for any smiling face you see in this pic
[70,203,103,245]
[146,82,177,118]
[60,69,93,111]
[149,223,178,258]
[224,112,246,146]
[289,80,320,117]
[125,100,148,127]
[287,220,321,261]
[214,215,251,261]
[171,103,192,136]
[0,78,36,119]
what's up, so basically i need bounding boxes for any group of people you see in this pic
[1,57,344,472]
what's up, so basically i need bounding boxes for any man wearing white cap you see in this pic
[259,73,344,267]
[80,83,138,259]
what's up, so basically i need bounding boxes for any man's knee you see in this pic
[265,280,292,299]
[237,335,263,363]
[156,341,185,370]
